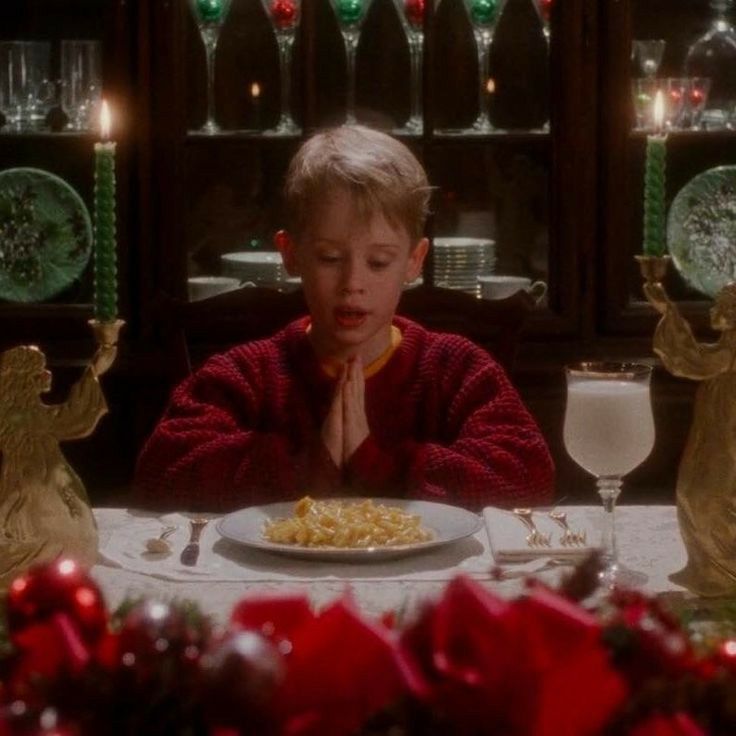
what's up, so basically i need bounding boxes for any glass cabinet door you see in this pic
[150,0,592,340]
[600,0,736,335]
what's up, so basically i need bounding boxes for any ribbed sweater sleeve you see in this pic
[133,332,340,511]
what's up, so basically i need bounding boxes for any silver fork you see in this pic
[548,510,586,546]
[512,508,552,548]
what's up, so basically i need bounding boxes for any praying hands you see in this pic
[321,356,370,468]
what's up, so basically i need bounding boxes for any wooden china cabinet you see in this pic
[2,0,722,504]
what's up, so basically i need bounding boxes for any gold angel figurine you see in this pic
[644,280,736,596]
[0,328,119,590]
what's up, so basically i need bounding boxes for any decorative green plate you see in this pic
[0,167,92,303]
[667,165,736,298]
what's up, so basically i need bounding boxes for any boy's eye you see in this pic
[317,253,342,263]
[368,260,391,270]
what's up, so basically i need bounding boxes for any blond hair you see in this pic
[283,125,431,243]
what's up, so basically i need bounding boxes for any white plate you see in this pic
[216,498,483,562]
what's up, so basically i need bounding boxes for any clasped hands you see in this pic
[321,356,370,468]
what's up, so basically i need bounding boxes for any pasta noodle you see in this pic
[263,496,434,548]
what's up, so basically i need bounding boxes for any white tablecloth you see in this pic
[92,505,690,621]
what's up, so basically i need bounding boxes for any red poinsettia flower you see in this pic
[276,598,420,736]
[628,712,706,736]
[230,593,315,647]
[401,576,627,735]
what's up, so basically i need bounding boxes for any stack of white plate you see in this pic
[433,237,496,296]
[220,251,288,288]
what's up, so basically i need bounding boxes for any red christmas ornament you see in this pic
[201,631,284,732]
[6,560,107,647]
[270,0,298,31]
[404,0,424,28]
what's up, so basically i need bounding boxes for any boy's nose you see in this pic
[340,262,366,294]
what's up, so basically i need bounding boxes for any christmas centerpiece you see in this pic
[2,557,736,735]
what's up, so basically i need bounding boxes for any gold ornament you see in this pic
[0,319,124,591]
[638,255,736,596]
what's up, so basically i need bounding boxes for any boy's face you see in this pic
[277,188,427,363]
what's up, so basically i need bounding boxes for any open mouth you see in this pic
[334,307,368,329]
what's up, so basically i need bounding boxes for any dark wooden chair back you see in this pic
[158,284,536,381]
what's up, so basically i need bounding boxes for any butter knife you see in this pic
[180,518,209,566]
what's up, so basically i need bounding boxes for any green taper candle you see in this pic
[643,90,667,257]
[94,100,118,323]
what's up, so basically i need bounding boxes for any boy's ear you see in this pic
[274,229,300,276]
[406,237,429,281]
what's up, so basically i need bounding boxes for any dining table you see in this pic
[92,504,694,622]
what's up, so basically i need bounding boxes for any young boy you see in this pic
[134,125,554,512]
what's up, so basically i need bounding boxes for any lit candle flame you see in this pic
[251,82,261,99]
[100,100,112,140]
[486,78,496,95]
[653,90,664,134]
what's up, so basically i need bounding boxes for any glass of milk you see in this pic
[564,362,655,588]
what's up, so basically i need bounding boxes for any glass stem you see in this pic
[408,33,423,126]
[474,28,494,125]
[277,34,294,126]
[344,30,359,124]
[597,476,622,571]
[202,27,220,130]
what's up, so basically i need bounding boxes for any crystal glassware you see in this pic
[188,0,233,134]
[665,77,689,130]
[632,39,665,79]
[328,0,376,125]
[533,0,553,45]
[684,0,736,129]
[260,0,302,135]
[0,41,53,132]
[631,77,659,130]
[60,40,102,131]
[687,77,712,129]
[563,362,655,588]
[391,0,425,134]
[461,0,508,133]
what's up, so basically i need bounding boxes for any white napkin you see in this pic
[483,506,598,563]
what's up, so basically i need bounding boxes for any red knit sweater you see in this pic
[134,317,554,512]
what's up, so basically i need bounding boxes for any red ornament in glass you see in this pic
[540,0,552,24]
[404,0,424,29]
[6,559,108,647]
[270,0,298,31]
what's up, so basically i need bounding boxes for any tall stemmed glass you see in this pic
[563,362,655,588]
[533,0,552,45]
[261,0,302,135]
[392,0,425,134]
[462,0,507,133]
[329,0,376,124]
[188,0,233,134]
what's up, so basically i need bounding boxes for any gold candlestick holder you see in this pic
[0,318,125,590]
[638,254,736,596]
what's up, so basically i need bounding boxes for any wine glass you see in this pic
[391,0,425,134]
[260,0,302,135]
[328,0,376,124]
[461,0,508,133]
[563,362,655,588]
[533,0,552,45]
[632,39,665,79]
[188,0,233,134]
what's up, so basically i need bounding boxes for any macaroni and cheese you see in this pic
[263,496,434,548]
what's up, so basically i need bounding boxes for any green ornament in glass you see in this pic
[470,0,498,26]
[462,0,507,133]
[328,0,376,124]
[196,0,225,22]
[188,0,233,134]
[336,0,365,25]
